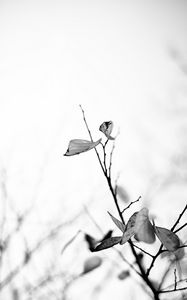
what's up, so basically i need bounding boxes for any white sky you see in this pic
[0,1,187,299]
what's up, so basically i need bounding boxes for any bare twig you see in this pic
[174,268,177,290]
[79,105,106,175]
[171,204,187,232]
[121,196,141,214]
[174,223,187,234]
[132,243,154,258]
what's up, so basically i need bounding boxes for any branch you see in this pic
[171,204,187,232]
[79,105,106,175]
[80,106,160,300]
[121,196,141,214]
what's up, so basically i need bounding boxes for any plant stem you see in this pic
[80,106,160,300]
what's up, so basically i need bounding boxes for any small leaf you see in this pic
[154,226,180,251]
[108,212,126,233]
[117,270,130,280]
[84,234,98,252]
[134,208,155,244]
[101,230,113,241]
[120,212,138,245]
[64,138,101,156]
[99,121,115,140]
[93,237,122,251]
[83,256,102,274]
[116,186,129,203]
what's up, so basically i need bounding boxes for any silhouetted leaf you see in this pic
[64,138,101,156]
[108,212,126,233]
[117,270,130,280]
[101,230,113,241]
[134,208,155,244]
[83,256,102,274]
[84,234,98,252]
[121,212,138,245]
[154,226,180,251]
[99,121,115,140]
[93,237,122,251]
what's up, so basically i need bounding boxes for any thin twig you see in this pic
[174,223,187,234]
[174,268,177,290]
[171,204,187,232]
[132,243,154,258]
[79,105,106,175]
[109,142,115,178]
[146,245,163,277]
[159,286,187,294]
[121,196,141,214]
[158,262,173,291]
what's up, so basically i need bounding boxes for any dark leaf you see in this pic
[101,230,113,241]
[84,234,98,252]
[93,237,122,251]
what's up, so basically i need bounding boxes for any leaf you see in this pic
[84,234,98,252]
[108,212,126,233]
[83,256,102,274]
[116,186,129,203]
[99,121,115,140]
[101,230,113,241]
[134,208,156,244]
[93,237,122,251]
[154,226,180,251]
[120,212,138,245]
[64,138,101,156]
[117,270,130,280]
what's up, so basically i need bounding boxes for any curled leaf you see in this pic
[64,138,101,156]
[120,212,138,245]
[99,121,115,140]
[83,256,102,274]
[134,208,156,244]
[108,212,126,233]
[154,226,180,251]
[93,237,122,251]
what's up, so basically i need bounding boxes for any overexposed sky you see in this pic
[0,1,187,299]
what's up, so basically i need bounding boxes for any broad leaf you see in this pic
[120,212,138,245]
[154,226,180,251]
[99,121,115,140]
[64,138,101,156]
[83,256,102,274]
[134,208,155,244]
[93,236,122,251]
[108,212,126,233]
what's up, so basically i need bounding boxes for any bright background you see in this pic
[0,1,187,299]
